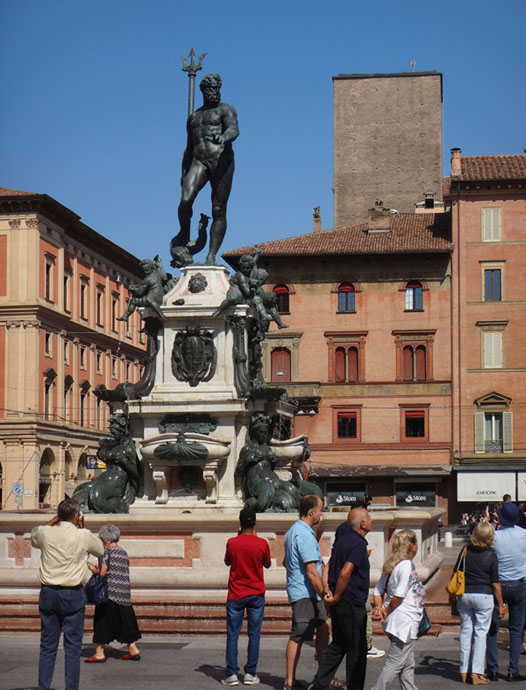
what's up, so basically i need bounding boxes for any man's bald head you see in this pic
[347,507,372,534]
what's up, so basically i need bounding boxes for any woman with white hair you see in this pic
[371,530,425,690]
[85,523,141,662]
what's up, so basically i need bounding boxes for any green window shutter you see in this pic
[503,412,513,452]
[474,412,485,453]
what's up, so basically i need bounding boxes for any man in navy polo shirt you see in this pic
[309,506,372,690]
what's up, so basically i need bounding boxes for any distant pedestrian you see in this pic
[85,523,141,663]
[284,495,329,690]
[31,497,103,690]
[221,508,271,686]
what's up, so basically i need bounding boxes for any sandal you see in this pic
[330,680,345,689]
[84,655,106,663]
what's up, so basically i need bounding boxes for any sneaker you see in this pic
[244,674,260,685]
[222,675,240,686]
[367,646,385,659]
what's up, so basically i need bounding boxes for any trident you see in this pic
[181,47,207,117]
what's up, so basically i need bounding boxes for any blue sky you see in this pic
[1,0,525,268]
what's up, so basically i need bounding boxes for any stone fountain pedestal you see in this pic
[128,264,296,512]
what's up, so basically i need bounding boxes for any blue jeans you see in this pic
[486,579,526,675]
[225,594,265,676]
[38,585,86,690]
[457,592,494,674]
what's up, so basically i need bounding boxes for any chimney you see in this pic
[313,206,321,233]
[451,148,462,177]
[367,200,391,234]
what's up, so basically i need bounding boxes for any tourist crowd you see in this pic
[31,494,526,690]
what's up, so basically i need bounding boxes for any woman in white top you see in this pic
[371,530,425,690]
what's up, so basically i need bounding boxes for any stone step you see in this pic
[0,596,459,635]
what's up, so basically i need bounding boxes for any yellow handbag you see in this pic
[445,545,467,595]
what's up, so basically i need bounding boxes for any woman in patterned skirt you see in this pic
[85,523,141,662]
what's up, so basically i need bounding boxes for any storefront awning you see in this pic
[309,464,451,478]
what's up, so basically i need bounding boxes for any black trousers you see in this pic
[312,600,367,690]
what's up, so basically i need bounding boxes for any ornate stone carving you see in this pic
[188,272,208,293]
[159,414,217,435]
[8,219,21,228]
[172,327,217,387]
[25,218,39,228]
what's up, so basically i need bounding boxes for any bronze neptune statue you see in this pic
[170,73,239,266]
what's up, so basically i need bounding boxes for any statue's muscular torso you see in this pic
[188,102,236,167]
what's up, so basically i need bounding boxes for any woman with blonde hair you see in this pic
[371,530,425,690]
[456,521,504,684]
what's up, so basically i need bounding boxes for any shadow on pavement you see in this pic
[416,654,458,682]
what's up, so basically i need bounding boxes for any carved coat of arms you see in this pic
[172,327,217,387]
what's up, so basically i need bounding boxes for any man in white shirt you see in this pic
[31,497,103,690]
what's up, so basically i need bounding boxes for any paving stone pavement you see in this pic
[1,633,524,690]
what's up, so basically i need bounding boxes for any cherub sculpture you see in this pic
[213,246,288,329]
[118,255,173,322]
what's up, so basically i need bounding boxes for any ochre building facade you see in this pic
[0,187,146,510]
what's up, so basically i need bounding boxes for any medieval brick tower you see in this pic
[333,71,443,227]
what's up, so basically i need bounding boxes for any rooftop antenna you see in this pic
[411,60,416,72]
[181,47,207,117]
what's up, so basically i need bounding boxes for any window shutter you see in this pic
[483,208,501,241]
[503,411,513,452]
[474,412,485,453]
[484,332,502,368]
[335,348,346,382]
[403,346,414,381]
[348,347,358,382]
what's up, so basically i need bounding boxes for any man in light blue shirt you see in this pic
[486,502,526,681]
[284,495,329,690]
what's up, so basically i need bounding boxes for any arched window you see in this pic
[402,344,427,381]
[272,284,290,314]
[348,347,359,383]
[271,348,291,382]
[63,375,73,422]
[335,347,346,382]
[415,345,426,381]
[338,283,356,312]
[39,449,55,507]
[79,381,90,427]
[405,281,423,310]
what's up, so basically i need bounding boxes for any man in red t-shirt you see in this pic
[222,508,271,686]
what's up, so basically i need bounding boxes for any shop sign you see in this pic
[327,490,365,506]
[396,488,435,507]
[457,472,515,502]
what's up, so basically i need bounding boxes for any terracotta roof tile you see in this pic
[459,154,526,181]
[0,186,35,196]
[224,213,451,258]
